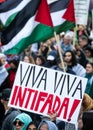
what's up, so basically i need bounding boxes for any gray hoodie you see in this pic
[37,120,58,130]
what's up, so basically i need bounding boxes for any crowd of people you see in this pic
[0,24,93,130]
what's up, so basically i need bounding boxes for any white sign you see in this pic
[47,0,58,4]
[8,62,87,124]
[74,0,90,25]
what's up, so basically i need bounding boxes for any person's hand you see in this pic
[78,119,83,129]
[47,111,57,121]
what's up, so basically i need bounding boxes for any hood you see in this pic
[37,120,58,130]
[13,113,32,130]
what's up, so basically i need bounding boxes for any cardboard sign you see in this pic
[74,0,90,25]
[8,61,87,124]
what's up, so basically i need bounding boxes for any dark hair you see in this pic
[64,50,78,66]
[84,47,93,56]
[86,62,93,68]
[79,35,88,42]
[26,121,37,130]
[0,88,11,101]
[35,55,46,65]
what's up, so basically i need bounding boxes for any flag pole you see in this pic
[54,31,66,72]
[73,24,78,47]
[73,27,76,47]
[92,9,93,32]
[91,9,93,47]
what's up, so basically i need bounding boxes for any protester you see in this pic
[71,93,93,130]
[0,53,10,68]
[60,34,74,53]
[84,62,93,99]
[76,48,88,68]
[13,113,32,130]
[57,59,76,74]
[77,25,90,41]
[64,50,86,77]
[84,47,93,63]
[38,42,50,60]
[23,55,35,64]
[0,88,21,130]
[7,57,19,88]
[78,35,91,51]
[0,60,10,128]
[0,59,9,91]
[26,121,37,130]
[37,120,58,130]
[35,54,46,66]
[44,50,59,70]
[19,46,32,61]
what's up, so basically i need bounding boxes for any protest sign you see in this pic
[47,0,58,4]
[74,0,90,25]
[8,61,87,124]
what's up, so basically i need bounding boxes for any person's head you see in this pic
[84,47,93,57]
[64,50,77,66]
[23,56,35,64]
[13,113,32,130]
[8,56,19,70]
[78,35,88,48]
[37,120,58,130]
[47,50,58,61]
[26,121,37,130]
[40,43,49,54]
[46,50,58,65]
[85,62,93,74]
[63,34,72,45]
[35,55,45,66]
[0,88,11,109]
[0,53,6,65]
[60,32,65,40]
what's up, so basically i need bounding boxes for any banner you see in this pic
[74,0,90,25]
[8,61,87,124]
[47,0,58,4]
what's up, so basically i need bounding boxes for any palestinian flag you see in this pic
[0,0,32,27]
[0,0,75,54]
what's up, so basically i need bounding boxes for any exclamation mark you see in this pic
[67,99,80,122]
